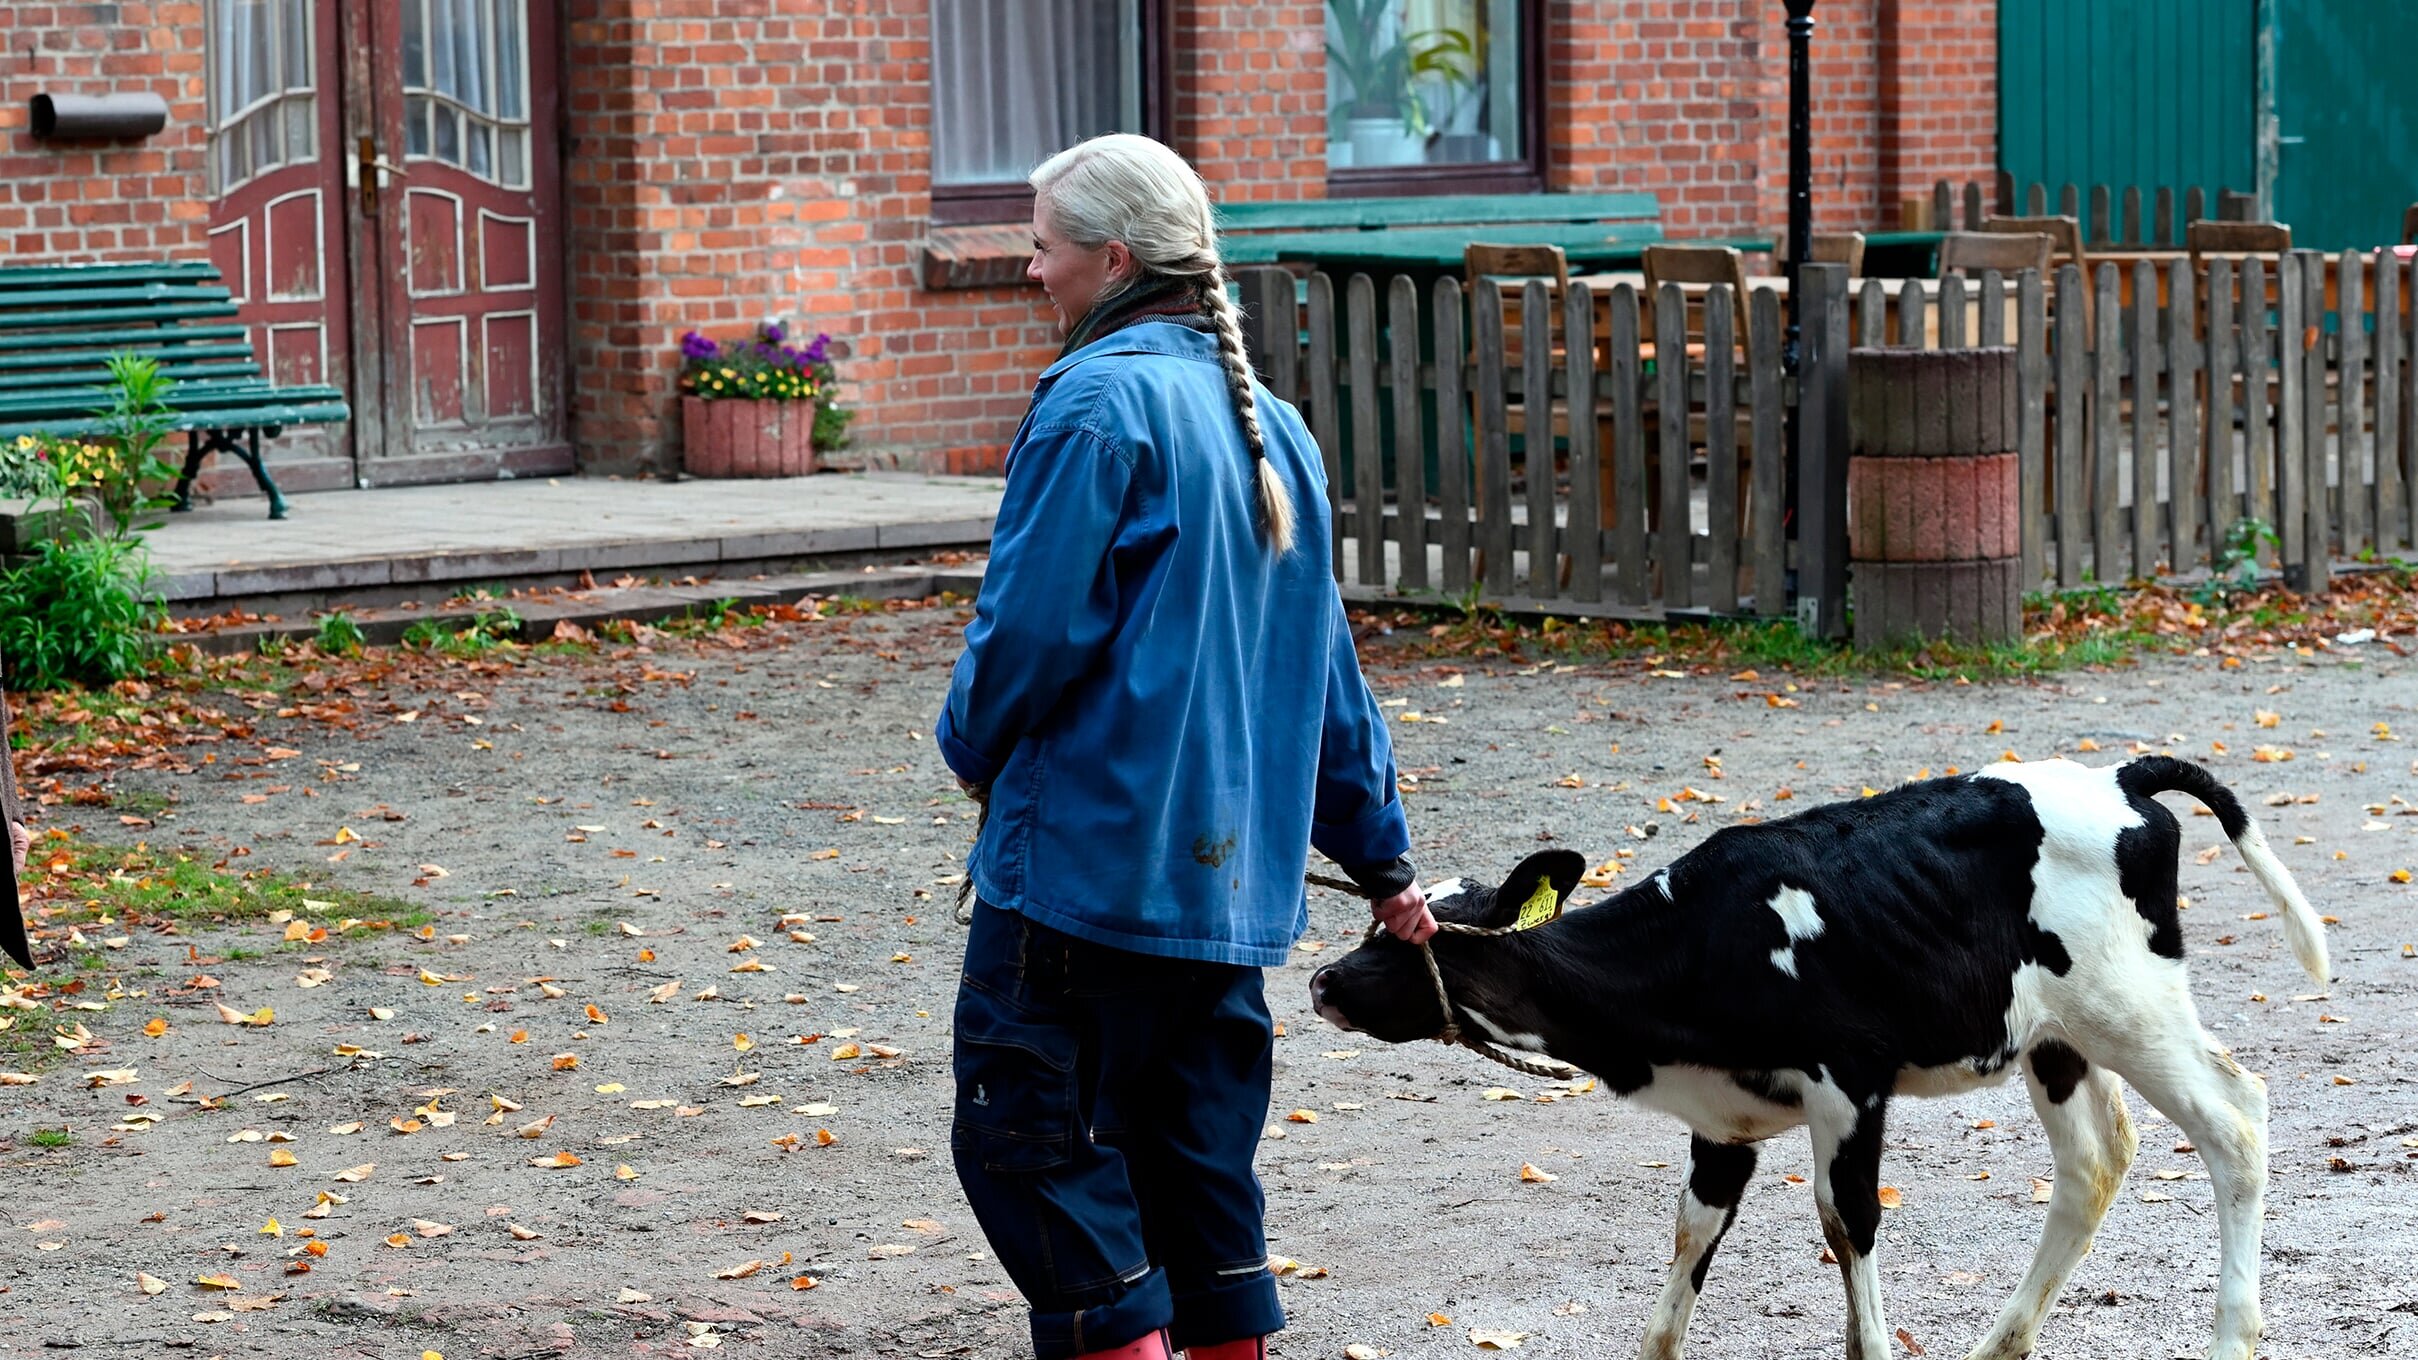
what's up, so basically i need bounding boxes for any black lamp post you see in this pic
[1782,0,1815,374]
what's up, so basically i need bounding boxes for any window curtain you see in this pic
[931,0,1139,187]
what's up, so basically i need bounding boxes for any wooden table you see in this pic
[1499,273,2020,352]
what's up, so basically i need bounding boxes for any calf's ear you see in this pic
[1482,849,1587,931]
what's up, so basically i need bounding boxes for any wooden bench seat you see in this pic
[0,261,350,519]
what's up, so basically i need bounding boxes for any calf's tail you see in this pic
[2121,755,2330,986]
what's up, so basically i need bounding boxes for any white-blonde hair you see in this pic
[1030,134,1297,555]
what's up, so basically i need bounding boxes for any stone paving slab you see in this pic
[149,472,1005,604]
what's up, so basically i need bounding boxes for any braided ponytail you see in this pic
[1202,265,1296,555]
[1031,134,1298,555]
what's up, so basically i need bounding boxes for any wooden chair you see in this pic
[1638,245,1756,542]
[1981,215,2084,271]
[1779,232,1866,276]
[1464,243,1570,582]
[2186,219,2291,259]
[1938,231,2052,276]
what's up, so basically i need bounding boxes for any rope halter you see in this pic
[1305,872,1580,1082]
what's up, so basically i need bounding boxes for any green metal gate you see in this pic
[2272,2,2418,250]
[1999,0,2258,236]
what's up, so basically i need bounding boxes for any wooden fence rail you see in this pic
[1236,266,1829,620]
[1236,252,2416,629]
[1926,174,2263,247]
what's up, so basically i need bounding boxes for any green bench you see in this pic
[0,260,350,520]
[1217,191,1670,269]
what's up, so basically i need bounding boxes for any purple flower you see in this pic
[759,322,786,344]
[679,330,718,361]
[802,333,831,364]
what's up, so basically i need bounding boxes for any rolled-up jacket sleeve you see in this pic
[1309,592,1412,867]
[936,424,1133,787]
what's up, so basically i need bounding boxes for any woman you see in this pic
[934,134,1434,1360]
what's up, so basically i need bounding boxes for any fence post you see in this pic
[1238,267,1298,403]
[1796,263,1851,640]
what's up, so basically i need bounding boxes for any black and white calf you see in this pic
[1309,756,2328,1360]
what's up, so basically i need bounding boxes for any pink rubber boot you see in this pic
[1074,1328,1176,1360]
[1186,1339,1269,1360]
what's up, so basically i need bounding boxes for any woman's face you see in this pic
[1030,197,1132,333]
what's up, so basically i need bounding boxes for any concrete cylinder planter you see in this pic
[680,397,818,478]
[1846,347,2023,650]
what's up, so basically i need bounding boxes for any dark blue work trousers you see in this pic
[951,903,1285,1358]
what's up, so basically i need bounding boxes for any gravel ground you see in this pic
[3,605,2414,1359]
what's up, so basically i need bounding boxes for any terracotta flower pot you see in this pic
[680,397,818,478]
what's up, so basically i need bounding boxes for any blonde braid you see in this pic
[1202,265,1297,555]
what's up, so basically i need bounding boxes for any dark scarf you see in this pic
[1057,272,1217,360]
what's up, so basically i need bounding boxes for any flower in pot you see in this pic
[674,323,852,478]
[1325,0,1477,167]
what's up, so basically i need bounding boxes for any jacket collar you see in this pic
[1037,321,1221,381]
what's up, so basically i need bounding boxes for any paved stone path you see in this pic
[150,473,1005,605]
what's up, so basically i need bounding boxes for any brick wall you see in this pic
[1,0,2005,481]
[0,3,210,260]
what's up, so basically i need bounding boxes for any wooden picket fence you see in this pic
[1926,174,2261,248]
[1232,266,1853,620]
[1861,251,2418,592]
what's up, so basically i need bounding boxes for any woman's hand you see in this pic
[1369,880,1435,944]
[8,821,27,880]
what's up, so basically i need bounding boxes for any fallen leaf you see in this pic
[528,1151,584,1169]
[1519,1162,1557,1184]
[714,1259,765,1279]
[508,1223,543,1240]
[867,1243,916,1260]
[333,1164,375,1183]
[2030,1178,2053,1203]
[1469,1328,1528,1349]
[137,1272,167,1295]
[412,1219,455,1238]
[1877,1185,1904,1209]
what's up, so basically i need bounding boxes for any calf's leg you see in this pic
[1966,1041,2136,1360]
[1806,1080,1892,1360]
[2097,1018,2270,1360]
[1638,1135,1758,1360]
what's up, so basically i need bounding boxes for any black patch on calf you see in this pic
[2026,1039,2090,1104]
[2019,919,2073,975]
[1822,1102,1889,1258]
[1686,1136,1758,1292]
[1732,1069,1802,1106]
[2118,755,2249,840]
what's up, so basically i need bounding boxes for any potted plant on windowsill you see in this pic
[1325,0,1476,168]
[675,323,852,478]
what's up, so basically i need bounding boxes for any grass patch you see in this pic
[27,1128,73,1149]
[25,833,417,933]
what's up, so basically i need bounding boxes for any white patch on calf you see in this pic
[1460,1007,1548,1053]
[1633,1065,1807,1144]
[1765,885,1824,978]
[1422,878,1469,905]
[1653,869,1674,902]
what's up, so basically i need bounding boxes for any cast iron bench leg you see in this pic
[171,427,290,520]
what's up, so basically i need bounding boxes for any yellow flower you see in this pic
[719,368,735,379]
[13,435,34,451]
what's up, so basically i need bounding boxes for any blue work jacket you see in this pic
[935,322,1410,967]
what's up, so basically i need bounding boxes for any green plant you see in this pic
[1,434,71,500]
[76,353,182,540]
[1325,0,1476,135]
[0,533,163,688]
[28,1128,74,1149]
[315,611,367,656]
[2194,517,2278,605]
[677,323,853,451]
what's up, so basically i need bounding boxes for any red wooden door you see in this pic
[360,0,569,480]
[203,0,356,495]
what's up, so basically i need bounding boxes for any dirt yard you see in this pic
[3,604,2413,1358]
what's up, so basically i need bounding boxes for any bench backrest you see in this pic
[0,261,255,393]
[1215,191,1659,235]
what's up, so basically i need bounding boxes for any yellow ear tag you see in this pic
[1512,878,1563,931]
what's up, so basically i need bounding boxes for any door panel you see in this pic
[2274,1,2418,250]
[203,0,355,494]
[365,0,569,479]
[1998,0,2256,238]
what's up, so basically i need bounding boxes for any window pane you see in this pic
[281,0,311,89]
[494,0,526,122]
[930,0,1141,187]
[467,121,491,177]
[248,110,279,174]
[283,97,314,162]
[1326,0,1520,172]
[434,107,460,164]
[406,95,432,155]
[403,0,426,89]
[499,128,525,187]
[430,0,456,99]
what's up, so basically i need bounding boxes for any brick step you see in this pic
[167,562,987,656]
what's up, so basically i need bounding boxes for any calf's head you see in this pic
[1309,848,1585,1044]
